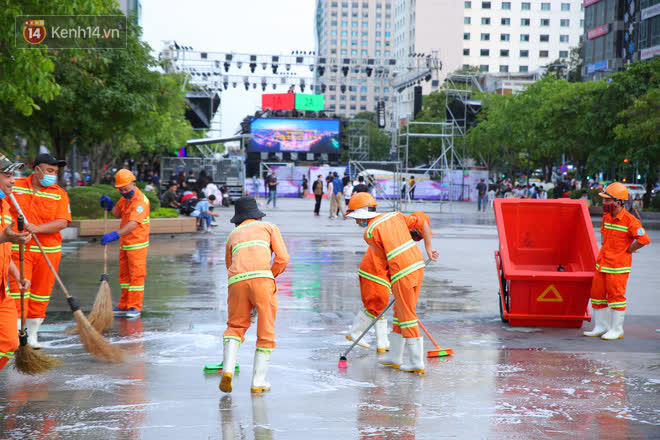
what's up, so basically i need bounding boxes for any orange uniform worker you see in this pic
[8,154,70,348]
[0,154,31,370]
[584,182,650,340]
[100,170,150,319]
[346,193,437,374]
[347,211,437,353]
[220,197,289,394]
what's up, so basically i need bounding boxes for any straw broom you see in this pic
[10,194,125,363]
[13,215,62,374]
[85,209,114,332]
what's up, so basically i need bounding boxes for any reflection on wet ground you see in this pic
[1,201,658,439]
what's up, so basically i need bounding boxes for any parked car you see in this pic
[623,183,646,199]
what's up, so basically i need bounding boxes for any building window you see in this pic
[520,65,528,72]
[352,39,357,45]
[499,65,509,72]
[361,50,367,55]
[341,39,347,45]
[352,31,358,36]
[482,17,491,24]
[559,50,569,58]
[480,48,490,56]
[362,31,368,36]
[341,30,348,36]
[481,33,490,40]
[362,39,368,45]
[540,18,550,26]
[331,20,337,26]
[341,49,347,54]
[502,1,511,9]
[331,48,337,54]
[352,21,358,27]
[464,32,470,40]
[520,49,529,57]
[463,48,470,55]
[520,34,529,41]
[376,41,381,46]
[539,50,548,57]
[500,49,509,56]
[482,1,491,8]
[465,17,471,24]
[560,19,569,27]
[465,1,472,8]
[540,34,549,42]
[339,104,346,110]
[501,33,510,41]
[360,105,367,110]
[580,19,584,27]
[384,50,390,55]
[501,18,510,25]
[480,64,489,72]
[541,2,550,10]
[350,95,356,101]
[385,31,391,37]
[331,39,337,45]
[331,30,337,36]
[561,2,570,11]
[521,18,530,26]
[521,2,530,10]
[375,50,380,55]
[360,95,367,101]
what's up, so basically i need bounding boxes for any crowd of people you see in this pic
[308,172,379,219]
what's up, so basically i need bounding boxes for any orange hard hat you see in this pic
[346,192,379,219]
[115,169,136,188]
[599,182,628,201]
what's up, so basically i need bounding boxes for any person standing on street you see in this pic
[584,182,650,340]
[326,176,334,218]
[352,175,369,194]
[312,175,323,216]
[476,179,488,212]
[0,154,31,369]
[8,154,71,348]
[266,172,278,208]
[331,172,346,219]
[100,170,150,319]
[220,197,289,394]
[400,177,407,200]
[300,176,308,198]
[408,176,416,200]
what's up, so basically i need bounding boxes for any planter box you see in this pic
[71,217,197,236]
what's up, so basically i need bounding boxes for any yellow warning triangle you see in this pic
[537,285,563,302]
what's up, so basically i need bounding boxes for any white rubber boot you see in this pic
[601,310,625,340]
[346,311,372,348]
[219,339,240,393]
[584,307,610,337]
[250,350,272,393]
[375,318,389,353]
[378,332,404,368]
[26,318,44,349]
[400,337,425,374]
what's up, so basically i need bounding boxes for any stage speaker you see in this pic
[413,86,422,118]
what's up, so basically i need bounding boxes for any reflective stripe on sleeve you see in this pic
[366,212,398,238]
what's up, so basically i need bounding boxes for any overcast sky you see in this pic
[140,0,316,139]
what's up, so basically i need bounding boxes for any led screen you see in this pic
[249,118,340,154]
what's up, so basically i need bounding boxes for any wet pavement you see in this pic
[1,199,658,439]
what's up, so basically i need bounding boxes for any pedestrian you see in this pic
[408,176,416,200]
[162,183,180,209]
[266,172,278,208]
[312,175,323,216]
[220,197,289,394]
[400,177,407,200]
[487,187,496,209]
[326,176,334,218]
[352,175,369,194]
[346,193,438,374]
[186,170,198,192]
[301,175,308,198]
[331,172,346,219]
[343,178,353,206]
[346,207,437,353]
[151,171,161,192]
[99,169,150,319]
[0,154,31,370]
[584,182,650,340]
[264,171,271,199]
[194,191,219,232]
[8,154,71,348]
[476,178,487,211]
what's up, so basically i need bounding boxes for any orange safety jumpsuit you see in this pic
[358,212,431,320]
[364,212,425,339]
[8,177,71,318]
[590,207,650,311]
[0,198,18,370]
[116,188,150,311]
[223,220,289,352]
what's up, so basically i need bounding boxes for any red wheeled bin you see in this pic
[494,198,598,327]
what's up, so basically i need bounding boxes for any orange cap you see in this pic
[115,169,136,188]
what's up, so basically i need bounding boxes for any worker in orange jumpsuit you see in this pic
[0,154,31,370]
[220,197,289,394]
[346,193,437,374]
[100,169,150,319]
[347,211,437,353]
[584,182,650,340]
[8,154,70,349]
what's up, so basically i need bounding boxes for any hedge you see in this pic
[69,184,160,219]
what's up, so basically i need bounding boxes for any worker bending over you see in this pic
[346,193,437,374]
[220,197,289,394]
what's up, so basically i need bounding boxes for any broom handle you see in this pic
[9,194,72,300]
[341,298,394,358]
[103,209,107,274]
[17,215,25,329]
[418,319,441,350]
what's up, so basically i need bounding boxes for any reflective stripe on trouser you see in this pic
[0,283,19,371]
[223,277,278,350]
[9,250,60,319]
[118,247,148,311]
[391,268,424,338]
[590,270,629,311]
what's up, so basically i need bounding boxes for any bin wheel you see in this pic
[498,292,509,323]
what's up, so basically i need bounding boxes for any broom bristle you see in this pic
[13,344,62,374]
[86,280,114,332]
[72,309,126,363]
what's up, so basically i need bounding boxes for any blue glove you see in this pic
[101,231,119,245]
[100,195,114,211]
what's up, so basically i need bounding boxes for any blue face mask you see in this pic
[357,219,369,227]
[0,190,5,199]
[37,166,57,187]
[122,190,135,199]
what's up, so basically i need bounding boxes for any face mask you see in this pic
[0,190,5,199]
[122,190,135,199]
[36,166,57,187]
[603,203,615,214]
[357,219,369,227]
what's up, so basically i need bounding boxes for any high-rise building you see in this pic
[117,0,142,26]
[462,0,584,75]
[314,0,395,118]
[640,0,660,60]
